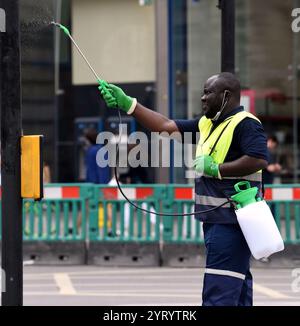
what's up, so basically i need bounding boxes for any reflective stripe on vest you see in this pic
[202,172,262,182]
[195,194,231,208]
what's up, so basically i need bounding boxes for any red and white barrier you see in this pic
[101,187,154,200]
[264,188,300,201]
[43,186,80,199]
[173,187,300,201]
[0,185,299,201]
[174,187,194,200]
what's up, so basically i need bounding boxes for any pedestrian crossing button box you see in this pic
[21,135,43,200]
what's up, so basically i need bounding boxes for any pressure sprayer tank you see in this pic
[231,181,284,260]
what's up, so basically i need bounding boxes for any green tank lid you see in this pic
[231,181,259,209]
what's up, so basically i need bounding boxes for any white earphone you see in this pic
[211,90,230,121]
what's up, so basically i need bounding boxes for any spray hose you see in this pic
[52,22,233,217]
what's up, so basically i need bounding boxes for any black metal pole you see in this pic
[219,0,235,73]
[0,0,23,306]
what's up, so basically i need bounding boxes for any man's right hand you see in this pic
[98,80,137,115]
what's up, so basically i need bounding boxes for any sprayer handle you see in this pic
[234,181,251,193]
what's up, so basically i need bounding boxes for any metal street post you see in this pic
[0,0,23,306]
[219,0,235,73]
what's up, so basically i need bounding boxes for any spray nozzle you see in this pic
[51,21,70,36]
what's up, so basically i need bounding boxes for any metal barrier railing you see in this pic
[268,201,300,244]
[165,201,201,242]
[89,185,166,242]
[264,184,300,244]
[0,183,299,244]
[163,185,202,243]
[163,184,300,244]
[0,184,92,241]
[23,199,85,241]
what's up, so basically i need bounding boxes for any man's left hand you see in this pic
[193,155,222,179]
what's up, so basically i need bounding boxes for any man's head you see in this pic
[267,135,278,150]
[201,72,241,120]
[85,128,98,145]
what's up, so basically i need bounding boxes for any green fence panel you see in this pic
[0,183,93,241]
[164,184,300,244]
[163,185,202,243]
[266,200,300,244]
[0,183,300,245]
[265,184,300,244]
[295,203,300,240]
[89,184,166,242]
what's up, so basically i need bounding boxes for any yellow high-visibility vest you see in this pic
[196,111,262,176]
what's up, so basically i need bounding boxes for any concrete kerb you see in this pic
[251,244,300,268]
[161,243,300,268]
[161,243,206,267]
[87,241,161,266]
[0,242,299,267]
[23,241,87,265]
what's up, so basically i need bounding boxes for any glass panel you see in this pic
[20,0,55,175]
[169,0,300,183]
[170,0,221,183]
[236,0,300,183]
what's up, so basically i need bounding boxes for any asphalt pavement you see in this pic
[2,265,298,306]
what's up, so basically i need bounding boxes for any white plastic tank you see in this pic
[231,182,284,260]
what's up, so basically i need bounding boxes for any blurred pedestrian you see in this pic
[262,135,282,228]
[84,128,110,184]
[43,161,51,184]
[262,135,282,185]
[84,129,114,236]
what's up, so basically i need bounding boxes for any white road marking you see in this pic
[66,282,202,287]
[24,268,205,278]
[53,273,76,295]
[70,275,203,280]
[253,283,290,299]
[19,267,300,306]
[24,291,201,298]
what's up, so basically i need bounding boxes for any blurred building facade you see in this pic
[18,0,300,184]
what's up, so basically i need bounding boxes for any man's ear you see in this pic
[224,90,231,103]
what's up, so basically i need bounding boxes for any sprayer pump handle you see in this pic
[234,181,251,193]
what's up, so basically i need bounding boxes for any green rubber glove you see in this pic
[98,80,137,115]
[193,155,222,179]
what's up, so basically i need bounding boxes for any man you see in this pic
[262,135,282,185]
[84,128,110,184]
[98,72,268,306]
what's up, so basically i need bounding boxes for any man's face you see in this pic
[201,76,224,119]
[267,139,277,150]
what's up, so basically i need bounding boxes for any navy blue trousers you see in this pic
[202,223,253,306]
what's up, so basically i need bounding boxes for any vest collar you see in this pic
[212,106,244,127]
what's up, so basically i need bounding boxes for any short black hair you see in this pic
[268,135,278,143]
[85,128,98,145]
[217,72,241,101]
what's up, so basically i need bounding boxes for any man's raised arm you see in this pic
[98,80,178,134]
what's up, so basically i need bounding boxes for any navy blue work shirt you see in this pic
[175,106,268,163]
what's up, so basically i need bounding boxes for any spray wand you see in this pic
[51,22,101,83]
